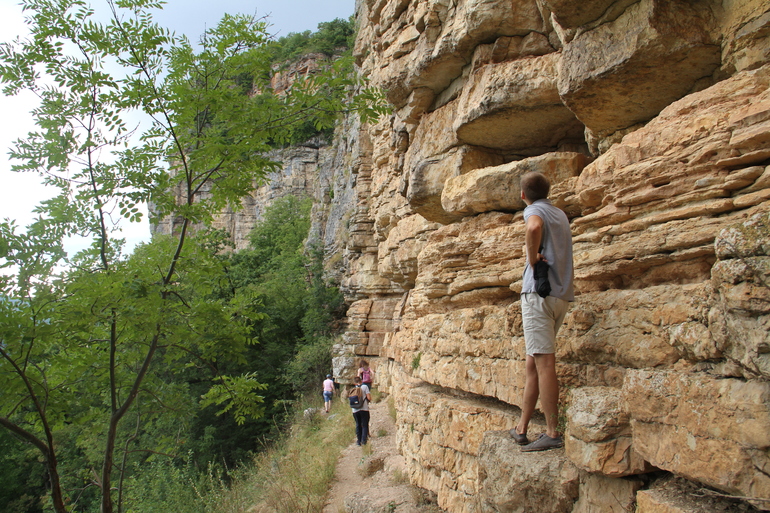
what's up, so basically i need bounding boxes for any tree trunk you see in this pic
[0,418,67,513]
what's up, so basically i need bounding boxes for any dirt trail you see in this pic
[322,399,439,513]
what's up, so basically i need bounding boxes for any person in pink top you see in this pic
[322,374,335,413]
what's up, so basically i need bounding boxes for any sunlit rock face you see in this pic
[160,0,770,509]
[340,0,770,510]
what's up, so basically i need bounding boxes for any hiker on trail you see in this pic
[350,376,371,446]
[322,374,335,413]
[357,359,374,389]
[510,171,574,452]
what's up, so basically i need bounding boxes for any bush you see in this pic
[269,17,355,63]
[209,396,352,513]
[283,336,335,395]
[122,459,229,513]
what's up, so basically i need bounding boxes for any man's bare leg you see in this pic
[515,355,539,436]
[534,353,559,439]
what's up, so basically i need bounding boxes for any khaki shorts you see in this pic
[521,293,569,355]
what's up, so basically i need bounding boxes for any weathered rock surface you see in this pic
[571,473,644,513]
[478,430,579,512]
[164,0,770,510]
[623,368,770,499]
[636,475,762,512]
[379,362,536,512]
[557,0,721,139]
[340,0,770,508]
[455,53,585,151]
[566,387,652,477]
[442,152,588,217]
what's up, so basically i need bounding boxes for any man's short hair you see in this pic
[521,172,551,202]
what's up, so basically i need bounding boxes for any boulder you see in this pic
[403,101,504,223]
[442,152,588,217]
[558,0,721,138]
[571,473,644,513]
[478,430,580,513]
[566,386,653,476]
[622,369,770,501]
[455,53,585,150]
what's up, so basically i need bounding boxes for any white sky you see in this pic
[0,0,354,254]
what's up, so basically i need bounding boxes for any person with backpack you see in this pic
[349,376,371,446]
[322,374,335,413]
[357,359,374,389]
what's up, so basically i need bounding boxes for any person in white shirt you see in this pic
[322,374,335,413]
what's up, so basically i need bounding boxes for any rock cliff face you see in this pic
[338,0,770,511]
[156,1,770,510]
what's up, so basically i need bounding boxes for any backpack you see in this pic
[349,386,364,408]
[361,367,371,383]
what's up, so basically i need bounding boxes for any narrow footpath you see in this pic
[322,398,441,513]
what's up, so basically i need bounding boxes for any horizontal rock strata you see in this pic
[342,0,770,508]
[180,0,770,510]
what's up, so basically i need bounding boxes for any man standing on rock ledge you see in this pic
[510,172,575,452]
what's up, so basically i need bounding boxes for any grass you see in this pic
[388,395,397,422]
[391,469,408,485]
[411,351,422,370]
[209,396,352,513]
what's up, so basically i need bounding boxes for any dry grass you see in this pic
[387,395,397,422]
[211,397,352,513]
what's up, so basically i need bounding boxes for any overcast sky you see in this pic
[0,0,354,253]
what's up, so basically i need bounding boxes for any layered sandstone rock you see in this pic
[339,0,770,511]
[478,431,579,512]
[164,0,770,509]
[557,0,722,140]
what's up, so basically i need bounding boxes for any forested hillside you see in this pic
[0,3,381,512]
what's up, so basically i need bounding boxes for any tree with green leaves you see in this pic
[0,1,385,511]
[268,16,355,64]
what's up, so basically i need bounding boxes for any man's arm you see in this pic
[525,214,544,267]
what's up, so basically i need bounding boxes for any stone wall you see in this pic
[342,0,770,511]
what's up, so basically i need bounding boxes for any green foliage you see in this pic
[0,431,46,513]
[283,336,335,395]
[262,17,371,146]
[268,16,355,63]
[0,1,381,512]
[210,396,352,513]
[219,195,343,398]
[122,458,229,513]
[412,351,422,370]
[200,373,268,426]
